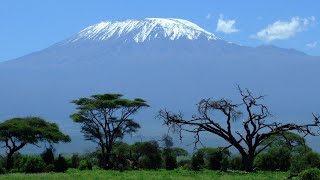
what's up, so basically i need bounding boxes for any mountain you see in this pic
[0,18,320,152]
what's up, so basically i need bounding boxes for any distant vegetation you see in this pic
[0,89,319,179]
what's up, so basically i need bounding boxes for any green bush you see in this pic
[164,153,177,170]
[207,148,230,170]
[177,159,191,169]
[19,156,45,173]
[68,153,81,168]
[54,154,68,172]
[191,152,204,171]
[0,167,7,174]
[299,168,320,180]
[255,147,291,171]
[79,160,93,170]
[43,164,55,172]
[131,141,162,169]
[291,151,320,174]
[230,156,244,170]
[41,147,55,165]
[162,148,177,170]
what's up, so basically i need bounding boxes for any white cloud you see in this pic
[216,15,239,34]
[254,16,316,42]
[306,41,318,48]
[206,13,211,20]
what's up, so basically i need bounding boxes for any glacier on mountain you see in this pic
[69,18,218,43]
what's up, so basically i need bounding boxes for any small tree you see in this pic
[163,148,177,170]
[255,132,306,171]
[0,117,70,170]
[70,94,148,169]
[69,153,81,168]
[191,151,204,171]
[131,141,162,169]
[54,154,68,172]
[159,87,320,172]
[41,146,55,165]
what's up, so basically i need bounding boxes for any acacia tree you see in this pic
[70,94,148,169]
[0,117,70,170]
[159,87,320,172]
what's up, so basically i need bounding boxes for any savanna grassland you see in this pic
[0,169,290,180]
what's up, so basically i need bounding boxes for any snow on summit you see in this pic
[70,18,218,43]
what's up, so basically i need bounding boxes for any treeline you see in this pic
[0,88,320,179]
[0,136,320,176]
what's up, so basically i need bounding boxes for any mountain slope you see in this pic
[0,18,319,152]
[68,18,218,43]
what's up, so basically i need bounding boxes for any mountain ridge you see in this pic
[65,18,218,44]
[0,18,320,152]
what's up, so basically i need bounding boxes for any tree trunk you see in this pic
[99,147,113,170]
[104,148,113,170]
[6,151,14,171]
[242,155,255,172]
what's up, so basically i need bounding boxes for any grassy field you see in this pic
[0,169,291,180]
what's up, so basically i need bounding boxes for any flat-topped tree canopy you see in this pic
[70,93,148,169]
[0,117,70,170]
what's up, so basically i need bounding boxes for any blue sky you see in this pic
[1,0,319,61]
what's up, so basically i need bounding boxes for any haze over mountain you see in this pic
[0,18,319,152]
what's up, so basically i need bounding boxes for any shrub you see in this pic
[207,148,230,170]
[43,164,55,172]
[291,151,320,174]
[132,141,162,169]
[41,147,55,165]
[191,152,204,171]
[299,168,320,180]
[54,154,68,172]
[12,153,23,169]
[177,159,191,169]
[164,153,177,170]
[230,156,244,170]
[79,160,93,170]
[0,167,7,174]
[255,147,291,171]
[69,153,81,168]
[19,156,45,173]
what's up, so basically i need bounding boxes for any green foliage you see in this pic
[170,147,188,157]
[0,117,71,144]
[230,156,244,170]
[69,153,81,168]
[0,167,7,174]
[70,94,148,142]
[177,159,191,169]
[261,132,305,149]
[112,142,132,169]
[54,154,68,172]
[0,169,291,179]
[79,160,93,170]
[131,141,162,169]
[163,149,177,170]
[298,168,320,180]
[290,150,320,174]
[191,151,204,171]
[11,153,23,170]
[18,155,45,173]
[41,147,55,165]
[192,147,230,170]
[43,164,55,172]
[70,94,148,169]
[0,117,70,170]
[255,147,291,171]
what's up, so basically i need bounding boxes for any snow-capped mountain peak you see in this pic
[69,18,218,43]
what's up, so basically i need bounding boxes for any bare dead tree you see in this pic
[158,86,320,172]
